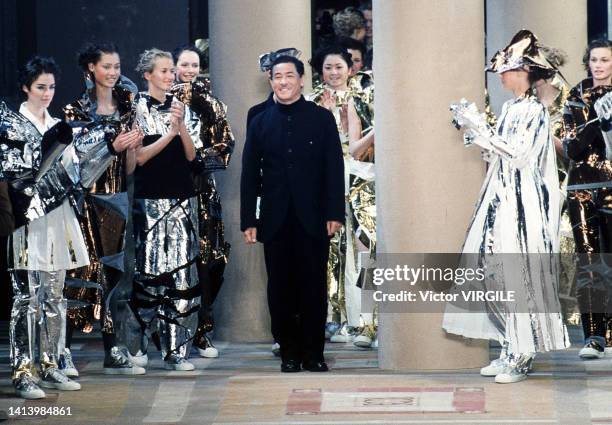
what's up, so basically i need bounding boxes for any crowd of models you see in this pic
[0,27,611,399]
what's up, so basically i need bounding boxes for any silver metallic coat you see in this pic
[132,93,200,359]
[444,95,570,355]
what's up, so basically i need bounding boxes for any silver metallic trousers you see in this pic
[10,269,67,378]
[133,197,200,360]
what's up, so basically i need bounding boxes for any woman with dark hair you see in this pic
[308,45,376,347]
[561,39,612,360]
[63,42,144,376]
[443,30,569,383]
[130,48,200,371]
[170,44,235,359]
[2,56,82,398]
[2,54,123,397]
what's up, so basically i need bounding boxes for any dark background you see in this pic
[0,0,209,116]
[0,0,210,319]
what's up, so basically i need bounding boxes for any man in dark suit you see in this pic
[241,55,344,373]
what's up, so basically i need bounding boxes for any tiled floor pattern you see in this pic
[0,328,610,424]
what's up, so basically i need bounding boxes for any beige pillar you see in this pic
[374,0,489,370]
[486,0,588,114]
[208,0,311,342]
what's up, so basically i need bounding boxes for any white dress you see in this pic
[11,104,89,272]
[442,95,569,355]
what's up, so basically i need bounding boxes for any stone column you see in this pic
[374,0,489,370]
[486,0,588,114]
[208,0,312,341]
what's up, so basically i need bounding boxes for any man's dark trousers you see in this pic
[263,204,329,364]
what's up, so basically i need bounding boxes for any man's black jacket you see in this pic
[240,96,344,242]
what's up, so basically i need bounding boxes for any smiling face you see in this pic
[88,52,121,89]
[176,50,200,82]
[322,54,351,90]
[23,73,55,110]
[144,57,176,92]
[589,47,612,86]
[269,62,303,104]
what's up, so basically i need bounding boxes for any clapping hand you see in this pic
[112,128,144,153]
[321,90,336,111]
[169,100,185,135]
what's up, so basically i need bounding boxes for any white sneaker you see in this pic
[164,354,195,371]
[40,368,81,391]
[198,346,219,358]
[59,348,79,378]
[579,341,605,359]
[14,375,45,399]
[104,347,146,375]
[480,358,506,377]
[495,368,527,384]
[271,342,281,357]
[195,334,219,358]
[329,323,355,343]
[354,334,372,348]
[126,349,149,368]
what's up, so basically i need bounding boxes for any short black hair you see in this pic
[77,42,119,72]
[582,39,612,71]
[309,45,353,76]
[269,55,305,78]
[336,36,366,61]
[18,56,60,90]
[172,44,203,65]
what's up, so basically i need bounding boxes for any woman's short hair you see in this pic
[18,56,60,90]
[135,48,173,75]
[77,42,119,72]
[582,39,612,71]
[309,45,353,76]
[332,7,365,38]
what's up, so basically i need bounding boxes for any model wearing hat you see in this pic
[443,29,570,383]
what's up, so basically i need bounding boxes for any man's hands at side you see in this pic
[244,222,343,245]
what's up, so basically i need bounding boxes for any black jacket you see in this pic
[246,93,275,128]
[240,96,344,242]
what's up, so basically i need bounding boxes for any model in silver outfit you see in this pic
[3,56,124,398]
[443,30,570,384]
[129,49,200,371]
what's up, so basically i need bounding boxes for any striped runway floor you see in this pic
[0,328,611,424]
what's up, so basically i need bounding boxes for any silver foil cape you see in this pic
[1,102,116,378]
[132,92,200,359]
[133,198,200,359]
[0,102,41,184]
[0,101,115,223]
[444,95,570,356]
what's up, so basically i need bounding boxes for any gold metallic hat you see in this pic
[487,29,557,74]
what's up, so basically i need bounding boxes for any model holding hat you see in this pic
[443,30,570,384]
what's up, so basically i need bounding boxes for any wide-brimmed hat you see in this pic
[487,29,557,74]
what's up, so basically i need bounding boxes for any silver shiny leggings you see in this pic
[9,270,67,378]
